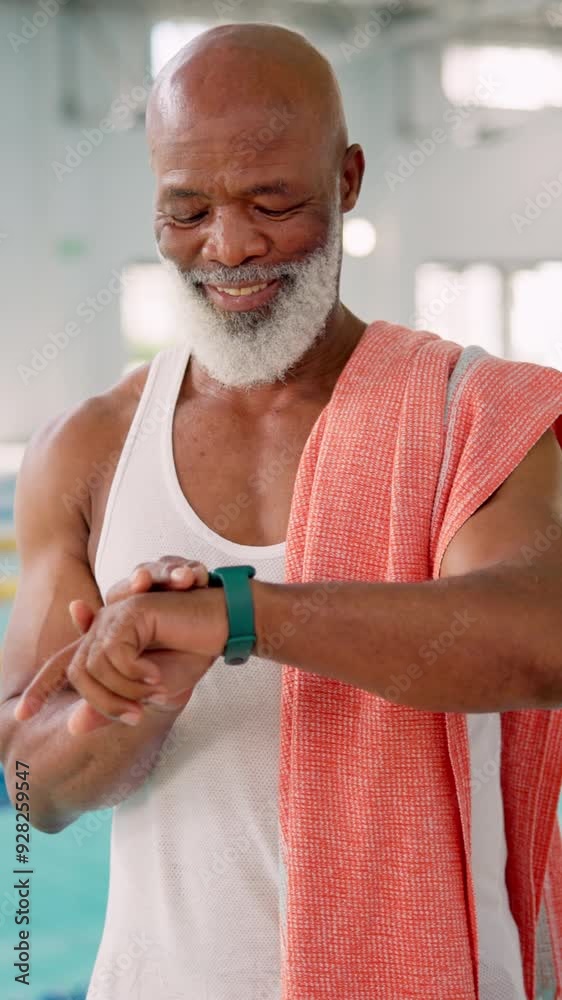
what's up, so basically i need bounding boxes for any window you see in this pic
[414,262,504,355]
[442,44,562,111]
[510,262,562,368]
[151,21,213,77]
[120,262,186,372]
[415,260,562,368]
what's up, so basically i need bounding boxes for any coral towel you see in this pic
[279,321,562,999]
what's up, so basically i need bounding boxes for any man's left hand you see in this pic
[15,561,228,733]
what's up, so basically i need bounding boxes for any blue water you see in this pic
[0,528,111,1000]
[0,476,15,526]
[0,794,110,1000]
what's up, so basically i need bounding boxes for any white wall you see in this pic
[2,2,561,441]
[1,3,152,441]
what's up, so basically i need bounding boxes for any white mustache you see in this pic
[184,262,302,287]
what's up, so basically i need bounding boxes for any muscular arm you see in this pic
[250,428,562,711]
[11,428,562,738]
[0,407,183,833]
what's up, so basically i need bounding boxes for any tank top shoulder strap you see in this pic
[94,340,191,581]
[444,344,488,426]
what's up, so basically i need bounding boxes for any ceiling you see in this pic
[72,0,562,46]
[2,0,561,47]
[1,0,557,15]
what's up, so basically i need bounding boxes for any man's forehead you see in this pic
[150,104,307,154]
[151,117,323,185]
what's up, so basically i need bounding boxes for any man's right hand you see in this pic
[15,557,212,735]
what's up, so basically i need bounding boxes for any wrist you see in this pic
[208,586,230,656]
[250,579,279,659]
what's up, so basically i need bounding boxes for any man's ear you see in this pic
[340,144,366,212]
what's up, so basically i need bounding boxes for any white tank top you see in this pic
[88,341,525,1000]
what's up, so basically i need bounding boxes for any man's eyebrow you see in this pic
[164,187,202,199]
[164,181,293,200]
[240,181,291,197]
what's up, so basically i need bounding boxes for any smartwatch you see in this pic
[208,565,257,665]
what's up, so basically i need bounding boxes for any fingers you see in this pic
[105,575,144,605]
[68,663,144,725]
[69,599,95,635]
[67,699,114,735]
[65,636,169,724]
[14,640,80,722]
[14,604,167,727]
[106,558,209,605]
[13,637,148,727]
[131,558,209,590]
[168,562,209,588]
[66,683,191,735]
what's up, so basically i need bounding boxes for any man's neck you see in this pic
[182,301,368,414]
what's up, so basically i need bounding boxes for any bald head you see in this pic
[146,23,348,166]
[147,21,365,364]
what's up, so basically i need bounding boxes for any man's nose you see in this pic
[200,209,270,268]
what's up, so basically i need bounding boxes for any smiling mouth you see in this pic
[203,278,281,311]
[213,282,271,297]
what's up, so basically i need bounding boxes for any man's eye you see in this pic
[172,211,207,225]
[257,205,298,218]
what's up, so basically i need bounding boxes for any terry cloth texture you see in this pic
[278,320,562,1000]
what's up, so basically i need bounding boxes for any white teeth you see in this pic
[215,283,269,296]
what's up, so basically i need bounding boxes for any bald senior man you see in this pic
[1,22,562,1000]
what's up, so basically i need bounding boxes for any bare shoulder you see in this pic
[17,363,152,535]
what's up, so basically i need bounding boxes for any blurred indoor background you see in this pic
[1,0,562,997]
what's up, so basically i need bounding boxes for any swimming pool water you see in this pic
[0,522,111,1000]
[0,784,110,1000]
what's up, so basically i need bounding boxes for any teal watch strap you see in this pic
[208,565,257,665]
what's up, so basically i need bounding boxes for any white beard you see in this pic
[157,211,343,388]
